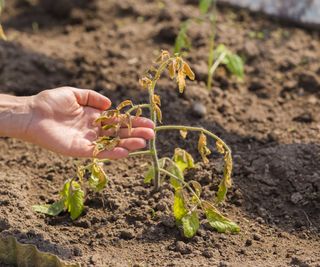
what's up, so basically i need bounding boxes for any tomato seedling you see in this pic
[33,50,239,237]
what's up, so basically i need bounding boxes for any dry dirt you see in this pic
[0,0,319,266]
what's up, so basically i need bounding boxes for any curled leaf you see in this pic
[135,106,142,117]
[151,94,162,123]
[190,181,202,197]
[179,129,188,139]
[154,105,163,123]
[183,62,195,80]
[216,140,225,154]
[139,77,152,89]
[116,100,133,111]
[32,199,65,217]
[95,109,119,123]
[198,132,211,164]
[0,24,6,41]
[173,148,194,173]
[177,69,186,93]
[89,162,108,191]
[93,136,120,156]
[168,60,176,79]
[216,151,233,202]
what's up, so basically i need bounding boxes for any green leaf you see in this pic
[144,158,165,184]
[32,199,65,216]
[205,207,240,233]
[60,180,84,220]
[225,53,244,79]
[173,148,195,173]
[199,0,214,14]
[173,189,188,221]
[174,21,191,54]
[168,162,184,189]
[89,163,108,191]
[181,211,200,238]
[0,0,4,14]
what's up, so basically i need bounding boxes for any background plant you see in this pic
[0,0,6,40]
[174,0,244,90]
[33,50,239,237]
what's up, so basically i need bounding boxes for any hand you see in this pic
[23,87,154,159]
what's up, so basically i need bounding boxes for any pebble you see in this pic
[245,239,253,246]
[175,241,192,254]
[202,249,214,258]
[290,192,303,204]
[253,233,262,241]
[192,102,207,118]
[119,229,135,240]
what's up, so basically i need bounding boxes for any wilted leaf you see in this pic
[183,62,195,81]
[89,162,108,191]
[181,212,200,238]
[190,181,202,197]
[135,106,142,117]
[173,148,195,173]
[205,206,240,233]
[139,77,152,89]
[154,105,162,123]
[199,0,214,14]
[198,132,211,164]
[216,151,233,202]
[77,166,85,182]
[0,25,6,41]
[95,109,119,123]
[61,180,84,220]
[168,161,184,189]
[144,158,165,184]
[173,189,188,221]
[177,69,186,93]
[93,136,120,156]
[216,140,225,154]
[32,199,65,216]
[116,100,133,111]
[168,61,176,79]
[152,94,162,123]
[179,129,188,139]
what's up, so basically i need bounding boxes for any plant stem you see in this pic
[155,125,232,155]
[208,51,226,83]
[207,1,217,90]
[159,168,202,206]
[126,104,150,114]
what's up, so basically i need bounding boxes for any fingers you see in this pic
[118,138,146,151]
[103,127,155,140]
[101,116,155,129]
[95,147,129,160]
[70,88,112,110]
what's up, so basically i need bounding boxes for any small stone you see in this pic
[245,239,252,246]
[253,233,262,241]
[192,102,207,118]
[73,246,83,256]
[202,249,214,258]
[293,112,313,123]
[175,241,192,254]
[119,229,135,240]
[290,192,303,204]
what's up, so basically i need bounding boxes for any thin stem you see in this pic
[207,1,217,90]
[126,104,150,115]
[159,168,202,206]
[208,51,226,82]
[155,125,232,155]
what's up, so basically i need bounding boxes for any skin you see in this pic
[0,87,154,159]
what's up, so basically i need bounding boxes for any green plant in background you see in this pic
[174,0,244,90]
[33,50,239,237]
[0,0,6,40]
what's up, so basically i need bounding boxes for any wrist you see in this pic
[0,94,34,140]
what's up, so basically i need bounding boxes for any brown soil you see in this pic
[0,0,320,266]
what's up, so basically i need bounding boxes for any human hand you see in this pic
[23,87,154,159]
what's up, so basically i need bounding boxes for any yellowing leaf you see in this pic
[60,180,84,220]
[0,25,7,41]
[95,109,119,123]
[173,189,188,221]
[135,106,142,117]
[93,136,120,156]
[116,100,133,111]
[216,140,225,154]
[198,132,211,164]
[181,212,200,238]
[190,180,202,197]
[216,151,233,202]
[154,105,162,123]
[179,129,188,139]
[183,62,195,80]
[168,61,176,79]
[173,148,194,173]
[32,199,65,216]
[177,70,186,93]
[139,77,152,89]
[167,161,184,189]
[205,206,240,233]
[89,162,108,191]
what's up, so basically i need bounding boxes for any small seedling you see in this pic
[174,0,244,90]
[33,50,239,237]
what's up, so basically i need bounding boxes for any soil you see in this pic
[0,0,320,266]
